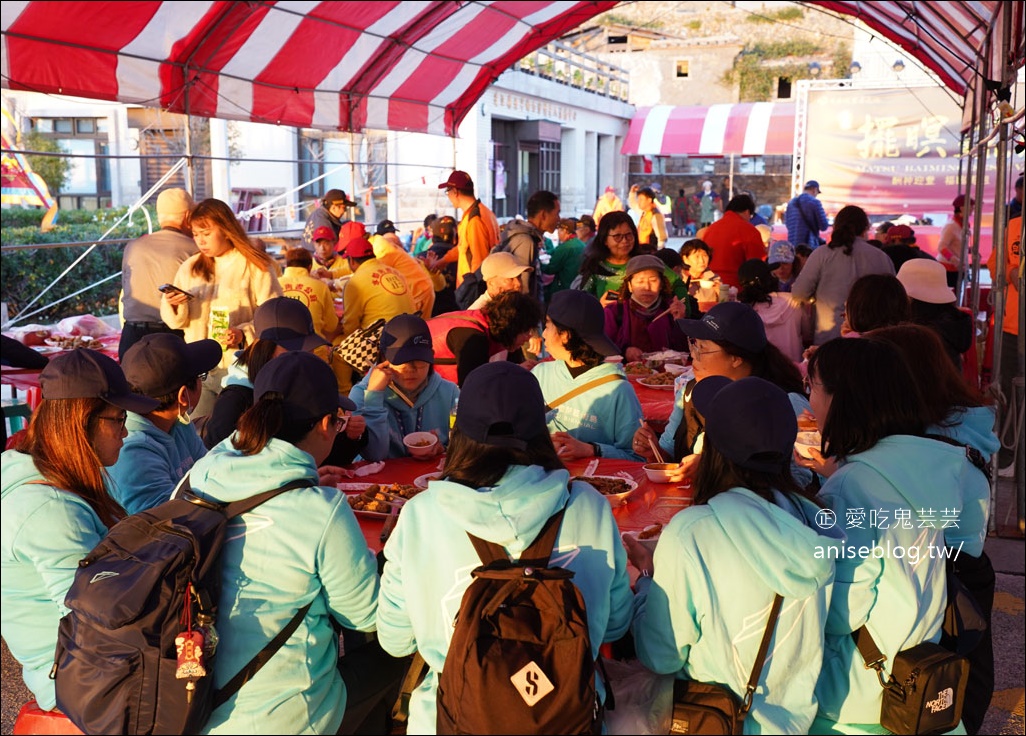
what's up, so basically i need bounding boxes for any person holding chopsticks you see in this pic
[350,314,459,461]
[603,254,689,363]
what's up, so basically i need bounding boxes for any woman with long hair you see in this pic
[626,376,842,733]
[864,323,998,734]
[576,210,642,307]
[1,349,159,712]
[376,361,632,734]
[532,289,644,460]
[737,258,807,363]
[603,254,688,362]
[633,302,808,482]
[182,350,379,733]
[840,273,910,336]
[160,198,282,415]
[791,205,894,344]
[801,338,989,733]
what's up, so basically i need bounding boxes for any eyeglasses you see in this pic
[608,231,635,243]
[687,338,723,360]
[97,412,128,430]
[334,411,350,434]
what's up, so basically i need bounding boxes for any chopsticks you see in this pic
[651,305,675,323]
[389,382,416,407]
[639,418,665,463]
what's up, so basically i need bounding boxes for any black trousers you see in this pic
[336,630,412,735]
[118,322,183,361]
[951,551,995,735]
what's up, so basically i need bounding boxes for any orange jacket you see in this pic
[987,216,1022,335]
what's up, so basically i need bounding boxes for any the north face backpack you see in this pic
[436,506,602,735]
[52,476,314,735]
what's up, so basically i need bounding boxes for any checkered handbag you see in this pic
[332,318,386,374]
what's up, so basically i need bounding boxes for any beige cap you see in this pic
[481,251,532,281]
[156,188,194,222]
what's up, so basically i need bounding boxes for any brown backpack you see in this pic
[436,506,602,734]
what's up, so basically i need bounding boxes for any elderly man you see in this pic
[468,251,533,310]
[301,188,356,251]
[119,188,198,359]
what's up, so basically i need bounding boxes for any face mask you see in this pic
[178,402,194,425]
[631,290,660,309]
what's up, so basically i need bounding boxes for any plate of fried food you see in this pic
[44,335,103,350]
[636,372,676,390]
[574,474,639,506]
[622,523,664,552]
[623,361,655,381]
[346,482,424,518]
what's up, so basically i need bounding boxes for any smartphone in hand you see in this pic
[158,283,194,300]
[604,290,620,301]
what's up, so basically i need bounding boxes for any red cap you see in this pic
[335,221,367,253]
[340,236,374,259]
[952,194,972,210]
[438,170,473,190]
[311,225,336,243]
[887,224,915,243]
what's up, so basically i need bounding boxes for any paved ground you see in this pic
[2,478,1022,734]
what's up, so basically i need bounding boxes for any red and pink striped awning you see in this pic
[0,0,618,136]
[622,103,797,158]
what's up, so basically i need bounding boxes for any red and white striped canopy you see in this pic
[1,2,1021,136]
[0,0,618,135]
[622,103,797,157]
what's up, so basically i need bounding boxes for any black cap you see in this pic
[547,290,620,357]
[254,351,355,425]
[39,348,160,414]
[676,302,767,354]
[692,375,797,472]
[122,334,222,398]
[376,219,398,235]
[323,188,356,207]
[254,297,330,352]
[379,314,434,365]
[455,362,547,450]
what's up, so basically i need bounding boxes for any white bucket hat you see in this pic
[897,259,956,304]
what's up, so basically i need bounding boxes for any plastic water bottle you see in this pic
[449,397,459,429]
[718,282,730,303]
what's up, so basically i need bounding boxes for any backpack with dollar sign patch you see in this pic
[436,505,603,735]
[51,476,313,735]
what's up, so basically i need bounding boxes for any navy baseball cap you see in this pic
[254,351,355,425]
[455,362,547,451]
[692,375,797,473]
[39,348,160,414]
[254,297,330,352]
[376,219,398,235]
[122,334,222,398]
[804,180,821,191]
[547,289,620,357]
[379,314,434,365]
[676,302,767,354]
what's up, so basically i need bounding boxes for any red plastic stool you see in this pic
[12,701,83,735]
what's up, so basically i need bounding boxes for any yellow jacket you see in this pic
[280,266,340,340]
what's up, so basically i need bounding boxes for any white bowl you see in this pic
[403,431,438,459]
[643,463,680,483]
[794,430,822,459]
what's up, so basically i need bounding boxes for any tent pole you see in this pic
[350,131,357,219]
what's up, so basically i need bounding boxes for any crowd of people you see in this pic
[0,169,1021,735]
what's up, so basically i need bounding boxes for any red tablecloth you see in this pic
[2,338,120,396]
[343,456,692,553]
[631,381,675,425]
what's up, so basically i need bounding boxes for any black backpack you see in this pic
[454,267,487,309]
[435,505,603,735]
[52,476,314,735]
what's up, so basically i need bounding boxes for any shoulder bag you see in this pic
[669,594,782,735]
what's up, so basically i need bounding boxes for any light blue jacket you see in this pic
[183,438,379,735]
[631,489,843,734]
[928,405,1000,463]
[531,359,643,460]
[814,435,989,730]
[376,466,633,734]
[107,412,207,514]
[350,371,459,460]
[0,450,109,710]
[659,380,814,487]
